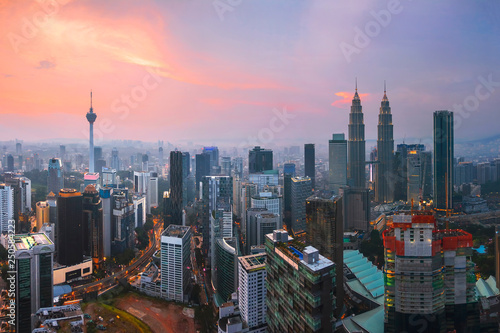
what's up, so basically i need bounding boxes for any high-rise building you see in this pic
[59,145,66,160]
[149,172,159,208]
[170,151,183,225]
[232,157,244,179]
[496,225,500,290]
[283,163,295,232]
[348,83,366,188]
[35,201,50,232]
[102,167,117,187]
[290,176,312,236]
[5,174,32,232]
[249,146,273,173]
[407,150,432,204]
[238,253,267,332]
[329,133,347,194]
[434,110,454,210]
[182,152,191,206]
[203,146,220,170]
[99,187,113,258]
[215,237,238,304]
[160,225,192,302]
[375,85,394,203]
[158,146,164,165]
[248,170,279,192]
[13,233,54,332]
[195,153,211,196]
[111,190,135,255]
[341,187,370,232]
[251,192,281,218]
[304,143,315,189]
[266,230,335,332]
[57,189,83,266]
[221,156,231,176]
[246,208,280,254]
[94,146,103,172]
[133,194,146,228]
[86,91,97,173]
[111,147,120,170]
[383,213,479,333]
[83,185,104,268]
[306,191,343,317]
[6,154,14,172]
[0,184,14,234]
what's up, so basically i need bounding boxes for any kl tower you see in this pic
[86,91,97,173]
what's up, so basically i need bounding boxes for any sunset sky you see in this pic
[1,0,499,146]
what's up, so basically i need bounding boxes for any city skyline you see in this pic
[1,1,499,145]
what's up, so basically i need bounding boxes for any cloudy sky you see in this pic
[1,0,499,147]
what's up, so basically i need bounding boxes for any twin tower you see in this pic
[348,82,393,203]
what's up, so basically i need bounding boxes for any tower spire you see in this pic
[384,80,386,94]
[355,77,357,92]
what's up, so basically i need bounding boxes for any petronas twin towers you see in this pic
[347,81,394,203]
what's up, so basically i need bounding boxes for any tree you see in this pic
[0,246,8,261]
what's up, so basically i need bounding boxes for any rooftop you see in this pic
[162,225,191,238]
[306,190,338,202]
[238,253,266,272]
[344,250,384,304]
[14,233,53,251]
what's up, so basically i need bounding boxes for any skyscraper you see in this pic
[341,187,370,232]
[57,189,83,266]
[306,191,343,317]
[86,91,97,173]
[434,110,454,210]
[0,184,14,234]
[195,153,211,196]
[83,185,104,268]
[329,133,347,193]
[383,213,479,333]
[283,163,295,232]
[290,176,312,236]
[169,150,183,225]
[266,230,335,332]
[99,187,113,258]
[238,253,267,332]
[375,84,394,203]
[203,146,220,170]
[111,147,120,170]
[304,143,315,189]
[13,233,54,332]
[249,146,273,173]
[160,225,192,302]
[6,154,14,172]
[348,82,366,188]
[215,237,238,304]
[48,158,64,195]
[182,152,191,206]
[35,200,50,232]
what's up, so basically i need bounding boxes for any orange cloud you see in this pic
[331,91,369,108]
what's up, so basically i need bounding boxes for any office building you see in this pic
[59,145,66,160]
[290,176,312,236]
[5,173,32,231]
[233,157,244,179]
[13,233,55,332]
[83,185,104,268]
[57,189,83,266]
[383,213,479,333]
[48,158,64,195]
[170,151,183,225]
[203,146,220,170]
[329,133,347,194]
[134,171,153,214]
[35,201,50,232]
[434,110,454,210]
[406,150,433,204]
[306,191,343,317]
[99,187,113,258]
[102,168,117,187]
[246,209,280,254]
[238,253,267,332]
[251,192,281,218]
[341,187,370,232]
[149,172,159,208]
[249,146,273,173]
[304,143,315,189]
[111,147,120,170]
[0,184,14,234]
[196,152,211,196]
[375,85,394,203]
[6,154,14,172]
[111,190,135,255]
[133,194,146,228]
[215,237,238,304]
[249,170,279,192]
[160,225,192,302]
[266,230,335,332]
[348,84,366,188]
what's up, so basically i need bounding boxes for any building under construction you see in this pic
[383,213,479,333]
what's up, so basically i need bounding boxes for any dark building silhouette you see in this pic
[433,111,454,210]
[163,190,172,229]
[57,189,83,266]
[83,185,104,269]
[375,85,394,203]
[196,153,211,196]
[306,191,343,317]
[48,158,64,195]
[304,143,315,189]
[169,150,183,225]
[249,146,273,173]
[348,83,366,188]
[6,154,14,172]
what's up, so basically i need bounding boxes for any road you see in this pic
[68,219,162,298]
